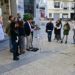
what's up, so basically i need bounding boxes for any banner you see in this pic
[16,0,24,18]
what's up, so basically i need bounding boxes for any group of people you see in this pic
[5,14,39,61]
[46,19,75,44]
[3,13,75,61]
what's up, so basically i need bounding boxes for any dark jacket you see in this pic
[46,22,54,33]
[18,27,25,36]
[24,22,31,36]
[55,23,61,35]
[10,21,18,40]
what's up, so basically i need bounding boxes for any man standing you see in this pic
[9,16,19,60]
[46,19,54,42]
[61,21,70,44]
[24,17,33,51]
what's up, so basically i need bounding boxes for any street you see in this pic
[0,21,75,75]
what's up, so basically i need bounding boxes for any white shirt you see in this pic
[28,22,34,32]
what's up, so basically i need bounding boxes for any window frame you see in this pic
[54,1,60,8]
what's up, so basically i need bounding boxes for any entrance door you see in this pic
[54,13,60,21]
[71,13,75,20]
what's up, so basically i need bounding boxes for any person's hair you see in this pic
[17,20,23,28]
[9,15,13,20]
[56,20,60,27]
[66,22,69,26]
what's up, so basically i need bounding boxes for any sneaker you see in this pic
[13,57,19,61]
[65,41,67,44]
[61,41,63,43]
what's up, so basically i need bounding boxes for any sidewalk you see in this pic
[0,24,75,75]
[0,34,9,51]
[0,34,8,42]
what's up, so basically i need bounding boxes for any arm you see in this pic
[57,25,61,29]
[46,23,48,32]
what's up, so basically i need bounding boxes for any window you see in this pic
[54,13,60,20]
[71,3,75,10]
[63,2,68,10]
[62,14,68,19]
[54,2,60,8]
[49,13,52,18]
[24,0,34,16]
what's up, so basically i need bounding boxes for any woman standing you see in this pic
[54,20,62,42]
[61,21,70,44]
[17,20,25,54]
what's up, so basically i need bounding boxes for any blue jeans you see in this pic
[11,37,18,58]
[47,31,52,42]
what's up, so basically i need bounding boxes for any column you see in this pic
[10,0,17,16]
[0,0,11,27]
[0,0,17,27]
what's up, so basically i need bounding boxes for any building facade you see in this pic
[0,0,16,26]
[45,0,75,20]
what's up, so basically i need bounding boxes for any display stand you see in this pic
[32,26,41,52]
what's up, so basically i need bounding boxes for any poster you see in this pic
[0,17,4,41]
[16,0,24,18]
[0,24,4,41]
[40,9,45,18]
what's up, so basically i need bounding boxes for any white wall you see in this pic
[47,1,54,9]
[45,1,54,18]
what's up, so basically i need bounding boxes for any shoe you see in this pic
[17,53,20,56]
[13,57,19,61]
[65,41,67,44]
[61,41,63,43]
[31,48,39,52]
[20,51,25,54]
[48,40,51,42]
[29,47,33,49]
[26,49,31,51]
